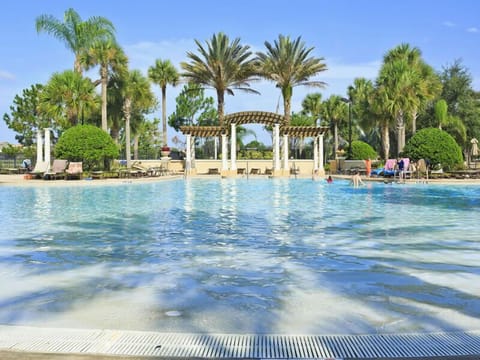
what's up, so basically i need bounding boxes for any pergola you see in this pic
[180,111,329,176]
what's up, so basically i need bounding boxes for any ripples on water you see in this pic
[0,179,479,334]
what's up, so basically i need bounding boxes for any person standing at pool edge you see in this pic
[365,158,372,177]
[352,171,364,187]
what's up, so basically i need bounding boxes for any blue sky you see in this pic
[1,0,480,144]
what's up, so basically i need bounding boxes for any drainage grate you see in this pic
[1,325,480,358]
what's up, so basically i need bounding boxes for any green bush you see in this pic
[402,128,463,171]
[54,125,119,171]
[350,140,377,160]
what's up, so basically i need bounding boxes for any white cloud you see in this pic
[467,27,479,33]
[0,70,15,80]
[443,21,456,28]
[323,59,381,80]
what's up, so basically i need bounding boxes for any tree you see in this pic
[434,99,467,147]
[3,84,52,146]
[148,59,179,146]
[181,32,259,127]
[350,140,377,160]
[168,83,217,131]
[54,124,119,170]
[80,39,128,132]
[320,95,348,157]
[257,35,327,124]
[402,128,463,171]
[301,93,322,121]
[35,8,115,73]
[116,70,156,167]
[39,70,99,128]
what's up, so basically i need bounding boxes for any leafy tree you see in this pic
[3,84,52,146]
[168,83,217,131]
[35,8,115,73]
[40,70,99,128]
[80,39,128,132]
[301,93,322,121]
[351,140,377,160]
[402,128,463,171]
[54,125,119,170]
[257,35,327,124]
[181,32,259,127]
[148,59,179,146]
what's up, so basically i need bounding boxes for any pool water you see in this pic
[0,179,480,334]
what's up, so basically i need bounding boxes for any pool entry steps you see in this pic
[1,326,480,359]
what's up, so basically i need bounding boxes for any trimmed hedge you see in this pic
[54,125,119,171]
[351,140,377,160]
[402,128,463,171]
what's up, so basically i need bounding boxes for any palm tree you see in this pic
[181,32,259,127]
[80,39,128,132]
[39,70,99,128]
[117,70,156,168]
[36,8,115,74]
[378,43,441,155]
[257,35,327,124]
[148,59,179,146]
[301,93,323,122]
[320,95,348,157]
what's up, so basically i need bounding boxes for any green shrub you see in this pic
[54,125,119,171]
[402,128,463,171]
[350,140,377,160]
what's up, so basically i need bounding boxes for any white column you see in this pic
[185,134,191,173]
[221,134,228,171]
[319,134,324,171]
[36,129,43,166]
[214,137,218,160]
[313,136,319,171]
[283,134,289,170]
[274,123,280,170]
[230,123,237,171]
[191,136,196,170]
[44,128,51,169]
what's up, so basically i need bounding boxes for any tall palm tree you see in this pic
[80,39,128,132]
[39,70,99,129]
[181,32,259,127]
[320,95,348,157]
[36,8,115,74]
[257,35,327,124]
[148,59,179,146]
[379,43,441,155]
[117,70,156,168]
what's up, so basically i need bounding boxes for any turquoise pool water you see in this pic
[0,179,480,334]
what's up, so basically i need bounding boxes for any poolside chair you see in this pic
[43,159,68,180]
[65,162,83,180]
[29,161,49,178]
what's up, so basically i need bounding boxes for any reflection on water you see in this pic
[0,179,480,334]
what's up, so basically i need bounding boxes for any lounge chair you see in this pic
[29,161,49,178]
[65,162,83,180]
[44,159,68,180]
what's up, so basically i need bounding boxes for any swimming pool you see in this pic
[0,178,479,334]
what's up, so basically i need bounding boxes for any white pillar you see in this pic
[214,137,218,160]
[274,123,280,170]
[221,134,228,171]
[230,123,237,171]
[36,129,43,166]
[44,128,51,169]
[191,135,196,169]
[185,134,191,173]
[319,134,324,170]
[283,134,289,170]
[313,136,319,171]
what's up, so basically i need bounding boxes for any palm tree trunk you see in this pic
[396,111,405,156]
[411,110,418,134]
[133,134,139,160]
[74,56,83,74]
[334,123,339,157]
[282,86,292,125]
[162,86,167,146]
[124,98,132,168]
[382,123,390,161]
[217,90,225,127]
[101,66,108,132]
